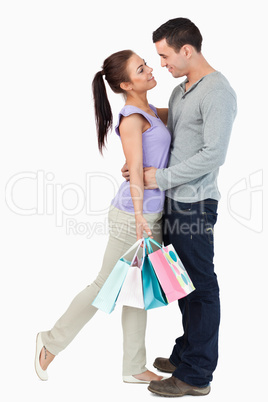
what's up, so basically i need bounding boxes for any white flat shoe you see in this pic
[123,375,167,384]
[35,333,48,381]
[123,375,150,384]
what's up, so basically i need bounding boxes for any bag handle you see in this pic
[144,237,153,254]
[144,237,163,250]
[141,237,161,272]
[140,237,148,260]
[141,236,163,265]
[120,238,144,265]
[129,239,144,266]
[143,237,162,256]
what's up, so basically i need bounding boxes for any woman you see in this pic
[35,50,171,384]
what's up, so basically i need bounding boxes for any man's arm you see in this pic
[155,89,237,191]
[122,165,159,190]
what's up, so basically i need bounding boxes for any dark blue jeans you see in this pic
[162,197,220,387]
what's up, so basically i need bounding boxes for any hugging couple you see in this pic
[35,17,237,397]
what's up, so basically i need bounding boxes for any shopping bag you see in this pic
[145,238,195,303]
[142,240,168,310]
[116,256,144,309]
[92,239,143,313]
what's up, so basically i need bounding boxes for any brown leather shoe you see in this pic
[153,357,176,373]
[148,376,211,397]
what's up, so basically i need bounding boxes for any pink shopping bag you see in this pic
[146,238,195,303]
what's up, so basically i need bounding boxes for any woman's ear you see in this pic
[120,82,132,91]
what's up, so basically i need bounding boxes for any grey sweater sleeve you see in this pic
[155,89,237,191]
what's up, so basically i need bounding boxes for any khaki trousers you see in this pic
[41,206,162,376]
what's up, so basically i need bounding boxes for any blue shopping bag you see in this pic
[92,239,143,313]
[142,238,168,310]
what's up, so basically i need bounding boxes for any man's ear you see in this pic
[120,82,132,91]
[182,45,193,59]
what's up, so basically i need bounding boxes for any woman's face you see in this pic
[125,53,157,93]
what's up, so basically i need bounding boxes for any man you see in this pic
[123,17,237,397]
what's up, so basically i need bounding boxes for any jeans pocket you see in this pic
[169,199,192,214]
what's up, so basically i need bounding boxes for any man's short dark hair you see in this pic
[153,18,203,53]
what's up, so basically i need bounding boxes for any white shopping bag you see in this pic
[116,256,144,309]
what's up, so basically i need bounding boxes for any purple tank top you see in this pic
[111,104,171,214]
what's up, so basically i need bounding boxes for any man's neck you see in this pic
[185,54,216,90]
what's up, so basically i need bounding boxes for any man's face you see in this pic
[155,39,188,78]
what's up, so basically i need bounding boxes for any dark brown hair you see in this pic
[92,50,134,154]
[153,18,203,53]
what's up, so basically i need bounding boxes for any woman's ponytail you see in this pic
[92,70,112,154]
[92,50,134,154]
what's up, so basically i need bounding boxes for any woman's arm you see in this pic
[120,108,168,181]
[156,108,168,126]
[119,114,153,240]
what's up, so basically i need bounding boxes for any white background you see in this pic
[1,1,267,401]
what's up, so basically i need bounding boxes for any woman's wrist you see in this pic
[134,210,143,216]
